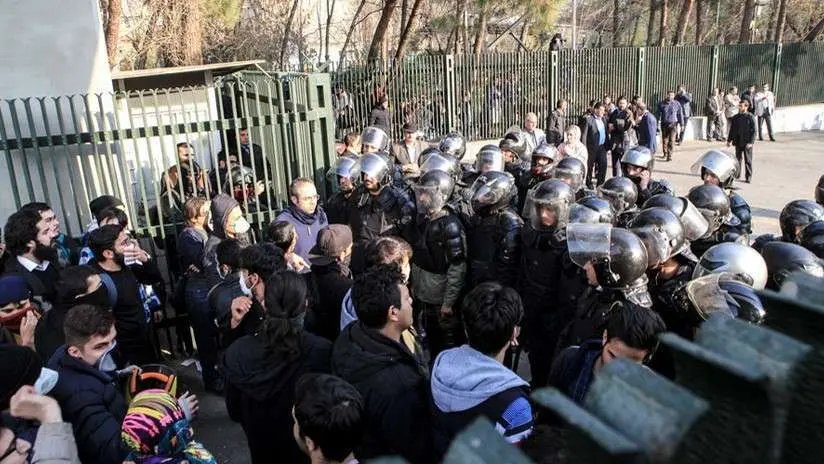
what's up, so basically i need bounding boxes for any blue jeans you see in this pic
[185,278,220,386]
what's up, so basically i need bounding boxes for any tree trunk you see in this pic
[394,0,423,60]
[366,0,399,63]
[803,16,824,41]
[103,0,121,68]
[657,0,668,46]
[738,0,755,43]
[473,1,490,59]
[338,0,368,69]
[181,0,203,66]
[324,0,336,63]
[774,0,788,43]
[647,0,658,46]
[280,0,301,69]
[613,0,621,47]
[695,0,703,44]
[455,0,467,54]
[672,0,694,45]
[400,0,408,35]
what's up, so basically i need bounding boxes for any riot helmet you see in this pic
[816,175,824,206]
[692,242,768,290]
[691,150,738,188]
[523,179,575,231]
[439,132,467,160]
[598,176,638,214]
[531,143,559,178]
[687,184,740,234]
[469,171,517,217]
[419,152,460,180]
[552,157,586,192]
[567,223,649,289]
[799,220,824,259]
[360,126,390,153]
[779,199,824,243]
[499,131,527,163]
[621,146,654,183]
[474,145,505,173]
[413,170,455,216]
[686,272,766,324]
[761,241,824,291]
[359,152,392,191]
[326,155,360,193]
[224,166,256,204]
[642,194,710,241]
[628,208,687,268]
[418,147,444,167]
[569,196,615,224]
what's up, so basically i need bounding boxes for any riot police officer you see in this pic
[761,241,824,291]
[691,149,752,234]
[641,194,710,243]
[519,179,580,386]
[360,126,390,154]
[693,242,768,290]
[325,155,360,225]
[816,175,824,206]
[465,171,523,288]
[598,176,639,227]
[528,143,558,186]
[687,184,746,257]
[348,152,416,273]
[500,131,530,208]
[569,196,614,224]
[553,157,592,201]
[799,220,824,258]
[408,169,467,358]
[753,199,824,251]
[439,132,467,161]
[685,272,766,326]
[621,146,674,206]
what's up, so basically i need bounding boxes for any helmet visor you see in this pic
[567,223,612,268]
[686,273,732,320]
[524,193,568,230]
[680,198,710,241]
[360,154,389,180]
[554,167,583,192]
[569,204,605,224]
[475,152,504,173]
[413,184,446,215]
[690,150,737,183]
[631,225,672,268]
[420,154,458,177]
[598,186,629,213]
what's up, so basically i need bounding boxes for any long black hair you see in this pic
[260,271,307,362]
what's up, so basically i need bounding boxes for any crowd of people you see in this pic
[0,82,821,464]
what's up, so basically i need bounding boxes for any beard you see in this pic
[33,243,58,263]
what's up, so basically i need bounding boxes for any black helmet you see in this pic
[567,223,649,289]
[523,179,575,230]
[418,147,444,167]
[531,143,559,178]
[687,184,739,234]
[692,242,768,290]
[799,220,824,259]
[326,155,361,192]
[761,241,824,291]
[621,146,655,180]
[642,194,710,241]
[414,170,455,216]
[474,145,505,173]
[553,157,586,192]
[691,150,738,188]
[816,175,824,205]
[359,152,392,187]
[628,208,687,268]
[499,131,527,162]
[686,273,766,324]
[224,166,257,203]
[469,171,517,216]
[360,126,390,153]
[779,199,824,242]
[569,196,615,224]
[598,176,638,214]
[419,152,460,180]
[439,132,467,160]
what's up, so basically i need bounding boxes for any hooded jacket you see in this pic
[332,322,432,463]
[222,332,331,464]
[202,194,240,283]
[430,345,533,459]
[308,257,352,341]
[276,204,329,261]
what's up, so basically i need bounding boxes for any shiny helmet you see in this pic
[360,126,390,153]
[419,152,461,180]
[474,145,505,173]
[686,272,766,324]
[418,147,444,167]
[499,131,527,163]
[692,242,768,290]
[687,184,740,234]
[799,220,824,259]
[779,199,824,243]
[567,223,649,289]
[761,241,824,291]
[691,149,738,188]
[359,152,392,188]
[531,143,559,178]
[439,132,467,160]
[621,145,655,180]
[523,179,575,231]
[817,175,824,206]
[552,157,586,193]
[224,166,257,204]
[413,169,455,216]
[569,196,615,224]
[469,171,517,217]
[326,155,361,193]
[628,207,687,268]
[598,176,638,215]
[642,194,710,241]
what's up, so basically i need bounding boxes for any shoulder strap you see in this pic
[98,272,119,308]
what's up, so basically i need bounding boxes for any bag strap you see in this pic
[98,272,119,308]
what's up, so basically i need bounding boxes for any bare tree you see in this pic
[773,0,788,43]
[337,0,368,69]
[647,0,658,46]
[366,0,400,63]
[672,0,694,45]
[739,0,755,43]
[695,0,703,44]
[803,16,824,41]
[280,0,300,68]
[613,0,621,47]
[101,0,122,67]
[658,0,669,46]
[324,0,337,63]
[474,1,491,58]
[395,0,424,59]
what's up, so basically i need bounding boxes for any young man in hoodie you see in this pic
[548,302,665,405]
[331,265,432,464]
[276,178,329,262]
[430,282,532,459]
[202,193,252,285]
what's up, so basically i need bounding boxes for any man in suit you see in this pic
[704,88,725,142]
[393,123,429,175]
[545,99,567,145]
[580,102,609,189]
[727,100,757,183]
[635,102,657,155]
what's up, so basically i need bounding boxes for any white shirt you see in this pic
[17,255,50,272]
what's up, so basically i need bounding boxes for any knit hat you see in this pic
[313,224,353,257]
[0,345,42,410]
[0,276,31,307]
[89,195,124,220]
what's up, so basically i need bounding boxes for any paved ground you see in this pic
[185,131,824,462]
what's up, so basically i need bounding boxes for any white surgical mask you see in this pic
[95,340,118,373]
[239,273,254,297]
[34,368,59,395]
[232,218,251,235]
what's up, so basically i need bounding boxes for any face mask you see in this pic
[75,285,110,308]
[0,304,32,332]
[231,217,251,235]
[216,263,228,280]
[95,340,118,373]
[34,368,59,395]
[239,274,255,297]
[289,312,306,330]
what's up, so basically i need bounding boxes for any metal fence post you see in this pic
[443,54,457,132]
[773,42,783,95]
[550,51,559,109]
[710,45,720,88]
[636,47,646,99]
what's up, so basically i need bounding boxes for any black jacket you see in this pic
[3,258,59,308]
[222,332,331,464]
[332,322,433,463]
[325,190,354,226]
[48,347,128,464]
[545,109,566,145]
[581,114,608,153]
[369,106,391,135]
[307,258,353,341]
[727,112,757,147]
[348,185,415,244]
[466,208,523,288]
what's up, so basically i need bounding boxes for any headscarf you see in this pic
[121,389,216,464]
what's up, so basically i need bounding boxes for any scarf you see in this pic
[287,204,328,226]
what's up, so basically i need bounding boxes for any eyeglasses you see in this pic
[299,195,320,202]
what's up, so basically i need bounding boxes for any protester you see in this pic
[704,88,725,142]
[557,125,588,168]
[0,275,38,348]
[307,225,354,342]
[545,99,567,145]
[634,102,658,154]
[368,96,391,135]
[206,239,244,328]
[675,84,693,144]
[202,193,252,282]
[267,220,309,272]
[3,208,60,308]
[431,283,533,459]
[160,142,206,201]
[342,132,361,158]
[223,271,331,464]
[276,178,329,262]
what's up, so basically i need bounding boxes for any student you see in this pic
[431,282,533,459]
[549,302,666,404]
[3,208,61,308]
[293,373,364,464]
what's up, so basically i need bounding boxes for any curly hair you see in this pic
[239,243,286,278]
[4,208,41,256]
